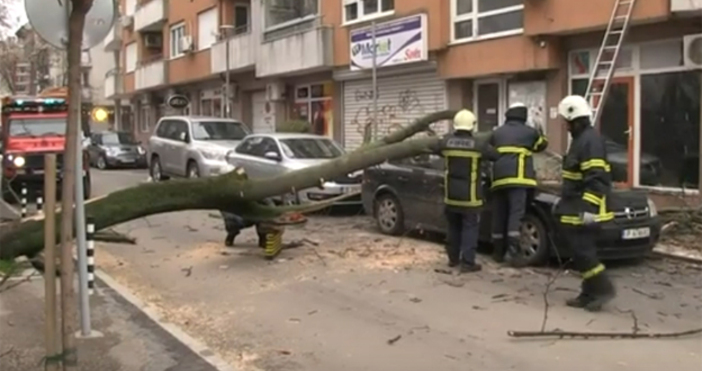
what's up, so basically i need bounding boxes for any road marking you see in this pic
[94,269,239,371]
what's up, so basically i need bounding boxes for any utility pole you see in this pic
[220,25,234,118]
[371,21,378,141]
[43,154,59,371]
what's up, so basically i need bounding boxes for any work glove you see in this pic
[580,212,597,225]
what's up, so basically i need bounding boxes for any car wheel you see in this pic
[374,193,404,236]
[519,212,550,266]
[96,155,107,170]
[187,161,200,178]
[150,156,168,182]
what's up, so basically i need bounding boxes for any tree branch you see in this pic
[507,328,702,339]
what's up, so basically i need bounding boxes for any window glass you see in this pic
[477,10,523,36]
[454,20,473,39]
[279,138,343,159]
[8,118,66,137]
[192,121,248,141]
[639,71,700,188]
[264,0,317,29]
[639,40,683,70]
[456,0,472,15]
[102,132,137,144]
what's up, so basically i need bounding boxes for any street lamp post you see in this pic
[220,25,234,118]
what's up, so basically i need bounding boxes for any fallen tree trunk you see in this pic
[0,110,456,260]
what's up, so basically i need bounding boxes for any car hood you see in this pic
[196,140,242,151]
[284,158,339,170]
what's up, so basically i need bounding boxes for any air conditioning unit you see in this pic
[683,33,702,68]
[120,15,133,28]
[144,34,163,48]
[266,82,285,101]
[180,36,194,53]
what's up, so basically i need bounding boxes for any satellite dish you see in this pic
[25,0,117,50]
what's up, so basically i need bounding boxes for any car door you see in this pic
[87,133,102,163]
[169,119,190,177]
[385,158,426,229]
[232,136,268,178]
[151,120,174,173]
[421,155,449,231]
[248,137,285,178]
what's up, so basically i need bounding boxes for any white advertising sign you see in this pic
[349,14,428,71]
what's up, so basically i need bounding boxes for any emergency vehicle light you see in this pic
[1,97,68,114]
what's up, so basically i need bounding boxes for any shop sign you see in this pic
[167,94,190,109]
[349,14,428,71]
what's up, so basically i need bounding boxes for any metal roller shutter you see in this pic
[342,72,448,150]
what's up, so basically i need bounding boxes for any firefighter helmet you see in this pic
[453,109,477,132]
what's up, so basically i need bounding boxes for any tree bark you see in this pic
[0,110,455,260]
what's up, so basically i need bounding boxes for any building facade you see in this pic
[108,0,702,196]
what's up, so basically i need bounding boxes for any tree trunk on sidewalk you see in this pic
[0,111,456,261]
[60,0,93,369]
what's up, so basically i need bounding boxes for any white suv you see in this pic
[147,116,250,180]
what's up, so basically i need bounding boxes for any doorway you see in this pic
[474,80,504,132]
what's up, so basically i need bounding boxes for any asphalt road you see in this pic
[91,168,702,371]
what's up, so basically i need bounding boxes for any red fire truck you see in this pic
[0,95,91,202]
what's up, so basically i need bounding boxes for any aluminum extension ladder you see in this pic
[584,0,637,126]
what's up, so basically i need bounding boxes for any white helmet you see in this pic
[557,95,592,121]
[453,109,476,132]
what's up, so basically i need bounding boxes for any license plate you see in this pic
[341,187,354,194]
[622,227,650,240]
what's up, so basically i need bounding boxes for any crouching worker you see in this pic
[553,95,616,312]
[221,211,267,248]
[436,109,498,273]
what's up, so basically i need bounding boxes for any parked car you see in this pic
[362,151,662,266]
[87,130,147,169]
[148,116,250,180]
[225,133,362,206]
[604,138,662,185]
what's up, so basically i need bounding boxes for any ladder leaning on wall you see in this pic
[583,0,638,127]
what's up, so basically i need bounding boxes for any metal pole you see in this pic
[43,154,60,371]
[224,31,231,118]
[75,135,91,336]
[371,21,378,140]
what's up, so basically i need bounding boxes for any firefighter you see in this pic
[488,103,549,266]
[437,109,498,273]
[554,95,616,312]
[221,211,266,248]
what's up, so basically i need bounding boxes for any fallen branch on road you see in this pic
[93,230,136,244]
[507,328,702,339]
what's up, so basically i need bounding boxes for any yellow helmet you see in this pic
[453,109,476,132]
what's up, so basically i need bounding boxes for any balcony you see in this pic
[256,25,333,77]
[135,59,166,90]
[211,29,255,75]
[103,25,121,51]
[671,0,702,14]
[104,70,121,99]
[134,0,165,32]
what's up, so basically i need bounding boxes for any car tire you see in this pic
[150,156,168,182]
[186,160,200,178]
[519,212,550,266]
[374,193,404,236]
[96,155,108,170]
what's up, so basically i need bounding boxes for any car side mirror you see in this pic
[263,151,281,161]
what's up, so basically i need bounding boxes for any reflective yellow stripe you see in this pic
[443,150,482,207]
[582,263,605,279]
[533,136,547,150]
[470,156,478,203]
[580,159,611,172]
[562,170,583,180]
[442,150,481,158]
[582,192,604,206]
[493,146,535,188]
[445,199,483,207]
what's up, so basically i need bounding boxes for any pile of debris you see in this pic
[659,207,702,252]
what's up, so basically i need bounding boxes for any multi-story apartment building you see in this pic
[108,0,702,196]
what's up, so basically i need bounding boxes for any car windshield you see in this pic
[279,138,344,159]
[8,118,66,137]
[102,132,137,145]
[192,121,248,141]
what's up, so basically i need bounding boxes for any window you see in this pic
[233,4,250,34]
[171,120,189,142]
[8,118,66,137]
[125,42,137,72]
[170,23,186,58]
[265,0,318,30]
[101,132,138,145]
[343,0,394,24]
[191,120,249,141]
[197,8,218,50]
[278,138,343,159]
[639,71,700,188]
[235,136,279,157]
[139,106,151,133]
[451,0,523,42]
[291,82,333,137]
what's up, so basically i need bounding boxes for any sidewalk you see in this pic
[0,274,222,371]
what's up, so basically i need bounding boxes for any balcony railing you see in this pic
[103,25,121,51]
[211,26,255,74]
[256,25,333,77]
[134,0,165,32]
[135,59,166,90]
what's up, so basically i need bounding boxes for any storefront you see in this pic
[290,81,334,137]
[472,78,547,133]
[339,14,448,150]
[568,36,701,191]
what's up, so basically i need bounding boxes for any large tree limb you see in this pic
[0,135,443,260]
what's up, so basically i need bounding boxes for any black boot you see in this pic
[491,239,506,263]
[445,244,460,268]
[506,238,528,268]
[459,260,482,273]
[565,280,592,308]
[224,232,237,247]
[584,273,616,312]
[258,233,267,248]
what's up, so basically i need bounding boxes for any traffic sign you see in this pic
[25,0,117,50]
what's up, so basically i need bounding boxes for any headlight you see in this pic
[647,198,657,217]
[13,156,25,167]
[137,146,145,155]
[199,149,226,161]
[106,147,120,155]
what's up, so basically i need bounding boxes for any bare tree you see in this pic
[0,29,54,94]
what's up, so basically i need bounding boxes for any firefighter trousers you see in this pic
[560,225,601,274]
[445,209,480,264]
[490,188,529,246]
